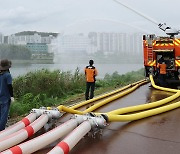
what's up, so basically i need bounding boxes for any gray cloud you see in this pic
[0,0,180,35]
[0,7,47,25]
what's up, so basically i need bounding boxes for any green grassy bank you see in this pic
[10,68,145,117]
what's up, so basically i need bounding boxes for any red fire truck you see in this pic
[143,34,180,80]
[113,0,180,87]
[143,22,180,85]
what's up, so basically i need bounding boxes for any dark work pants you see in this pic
[85,82,95,100]
[0,100,10,131]
[158,74,167,87]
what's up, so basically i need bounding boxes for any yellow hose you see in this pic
[70,84,131,110]
[83,81,146,113]
[47,79,146,111]
[60,106,84,115]
[56,80,147,114]
[150,75,178,93]
[107,92,180,115]
[107,100,180,122]
[106,75,180,122]
[46,74,180,123]
[70,79,146,110]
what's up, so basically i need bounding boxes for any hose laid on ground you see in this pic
[107,91,180,115]
[150,75,178,93]
[70,84,132,109]
[47,79,147,111]
[106,100,180,122]
[47,75,180,153]
[83,81,147,113]
[47,121,91,154]
[105,75,180,122]
[1,119,79,154]
[0,114,49,152]
[47,85,131,111]
[71,79,147,110]
[0,113,37,139]
[56,80,147,115]
[106,75,180,115]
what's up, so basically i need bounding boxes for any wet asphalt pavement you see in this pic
[35,83,180,154]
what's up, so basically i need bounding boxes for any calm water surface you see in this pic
[10,63,143,79]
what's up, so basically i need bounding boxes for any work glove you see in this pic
[11,97,15,103]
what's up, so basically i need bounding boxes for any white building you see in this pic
[56,32,143,55]
[6,31,58,53]
[88,32,142,55]
[58,33,89,53]
[7,32,57,45]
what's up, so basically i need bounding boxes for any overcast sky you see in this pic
[1,0,180,36]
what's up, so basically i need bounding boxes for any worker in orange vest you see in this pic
[157,60,167,87]
[84,60,98,100]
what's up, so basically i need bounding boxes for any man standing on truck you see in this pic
[84,60,98,100]
[157,59,167,87]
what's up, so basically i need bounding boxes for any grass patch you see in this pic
[10,68,145,117]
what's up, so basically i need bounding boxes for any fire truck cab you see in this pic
[143,34,180,87]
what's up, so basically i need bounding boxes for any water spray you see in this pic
[60,18,149,34]
[112,0,180,37]
[112,0,159,25]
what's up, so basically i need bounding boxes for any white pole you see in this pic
[48,121,91,154]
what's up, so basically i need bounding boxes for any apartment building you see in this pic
[88,32,142,55]
[58,33,89,54]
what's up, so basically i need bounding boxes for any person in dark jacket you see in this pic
[84,60,98,100]
[0,59,14,131]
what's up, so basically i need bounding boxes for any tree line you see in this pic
[0,44,31,60]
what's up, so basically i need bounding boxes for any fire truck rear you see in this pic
[143,34,180,87]
[112,0,180,87]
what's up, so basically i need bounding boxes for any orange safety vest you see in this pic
[157,63,166,74]
[84,66,98,82]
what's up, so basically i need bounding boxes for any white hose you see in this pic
[0,114,48,152]
[2,119,79,154]
[0,113,37,139]
[48,121,91,154]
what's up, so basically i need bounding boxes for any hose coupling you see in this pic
[31,108,63,120]
[73,113,108,129]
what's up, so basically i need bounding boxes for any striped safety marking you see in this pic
[9,146,22,154]
[148,60,156,66]
[174,39,180,46]
[154,38,180,47]
[155,43,174,47]
[24,125,34,137]
[175,39,180,44]
[174,42,179,46]
[5,126,34,154]
[143,40,148,46]
[21,118,31,127]
[144,38,180,47]
[58,141,70,154]
[175,60,180,66]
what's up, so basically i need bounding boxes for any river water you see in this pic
[10,62,144,79]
